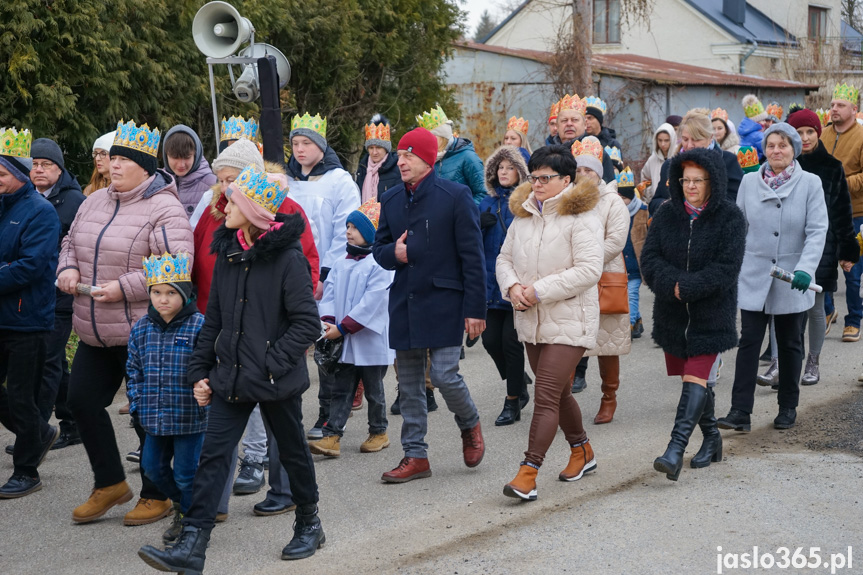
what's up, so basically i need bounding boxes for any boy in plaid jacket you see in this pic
[126,252,206,545]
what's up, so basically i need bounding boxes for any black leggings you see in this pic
[481,308,526,397]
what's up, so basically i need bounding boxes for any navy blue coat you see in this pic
[374,170,486,350]
[478,186,516,310]
[0,181,61,332]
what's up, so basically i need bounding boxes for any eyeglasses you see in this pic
[92,150,108,159]
[527,174,562,185]
[679,178,710,188]
[31,161,56,171]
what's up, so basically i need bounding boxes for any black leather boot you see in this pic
[494,397,521,426]
[519,385,530,409]
[653,382,707,481]
[282,504,326,560]
[139,525,211,574]
[690,388,722,469]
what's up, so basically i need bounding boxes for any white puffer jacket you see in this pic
[496,180,605,347]
[585,178,632,357]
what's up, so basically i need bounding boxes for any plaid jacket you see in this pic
[126,304,208,436]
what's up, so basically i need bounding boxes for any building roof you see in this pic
[683,0,796,47]
[479,0,529,44]
[454,41,820,91]
[842,19,863,55]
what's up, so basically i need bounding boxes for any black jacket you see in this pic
[188,213,321,402]
[355,152,401,200]
[640,148,746,358]
[649,146,743,216]
[799,140,860,292]
[43,169,85,313]
[595,126,622,150]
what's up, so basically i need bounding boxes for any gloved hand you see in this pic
[479,211,497,230]
[791,270,811,292]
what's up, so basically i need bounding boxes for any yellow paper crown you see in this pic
[833,83,859,104]
[234,164,289,214]
[143,252,192,287]
[290,113,327,139]
[816,108,830,127]
[221,116,259,142]
[114,120,161,158]
[616,166,635,187]
[549,100,561,121]
[364,122,391,142]
[766,102,783,120]
[416,105,448,131]
[558,94,587,116]
[507,116,529,135]
[711,108,728,122]
[0,127,32,158]
[584,96,607,115]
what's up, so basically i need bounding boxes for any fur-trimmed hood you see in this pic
[509,178,600,218]
[667,148,728,218]
[209,161,286,221]
[484,145,529,197]
[210,211,306,262]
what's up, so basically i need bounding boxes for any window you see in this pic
[808,6,827,38]
[593,0,621,44]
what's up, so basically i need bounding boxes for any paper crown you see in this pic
[816,108,830,127]
[737,146,760,171]
[833,83,859,104]
[549,100,561,121]
[507,116,529,135]
[221,115,259,142]
[710,108,728,122]
[616,166,635,188]
[365,122,391,142]
[605,145,622,163]
[579,137,603,160]
[0,127,32,158]
[291,113,327,139]
[233,164,289,214]
[766,102,783,120]
[570,140,582,157]
[143,252,192,287]
[356,199,381,230]
[584,96,607,115]
[742,95,765,120]
[416,105,448,131]
[114,120,161,158]
[558,94,587,116]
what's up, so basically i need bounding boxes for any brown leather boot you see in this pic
[123,497,173,526]
[460,422,485,468]
[72,480,134,523]
[559,440,597,481]
[594,356,620,424]
[503,463,538,501]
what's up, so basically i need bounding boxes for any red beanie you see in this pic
[397,127,438,167]
[786,108,822,138]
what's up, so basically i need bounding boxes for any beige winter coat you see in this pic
[496,180,605,348]
[585,178,632,357]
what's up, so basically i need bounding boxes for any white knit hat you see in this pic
[211,138,265,173]
[92,131,116,153]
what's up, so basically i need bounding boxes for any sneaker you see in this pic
[717,408,751,432]
[126,450,141,463]
[352,382,365,411]
[774,407,797,430]
[233,456,265,495]
[306,416,326,440]
[843,326,861,342]
[360,433,390,453]
[308,435,341,457]
[825,309,839,334]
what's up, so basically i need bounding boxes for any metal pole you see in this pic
[208,62,220,150]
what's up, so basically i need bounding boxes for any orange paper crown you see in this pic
[578,136,604,160]
[570,140,583,157]
[507,116,529,135]
[549,100,561,121]
[364,122,391,142]
[711,108,729,122]
[558,94,586,116]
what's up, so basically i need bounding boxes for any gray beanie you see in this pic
[211,138,265,173]
[762,122,802,158]
[364,113,392,152]
[31,138,65,170]
[289,126,327,153]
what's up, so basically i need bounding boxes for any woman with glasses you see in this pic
[83,131,115,196]
[496,145,604,501]
[640,148,746,481]
[718,124,828,432]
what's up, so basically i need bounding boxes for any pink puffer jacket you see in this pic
[58,170,194,347]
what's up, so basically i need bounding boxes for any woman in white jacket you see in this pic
[496,145,605,501]
[640,123,676,203]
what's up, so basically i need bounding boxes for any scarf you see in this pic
[361,155,385,204]
[627,196,644,218]
[345,242,373,261]
[684,200,708,220]
[763,162,795,191]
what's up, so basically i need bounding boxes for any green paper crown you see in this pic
[833,83,859,104]
[0,127,32,158]
[744,98,765,120]
[416,105,448,131]
[291,113,327,139]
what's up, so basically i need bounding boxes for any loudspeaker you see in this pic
[192,1,254,58]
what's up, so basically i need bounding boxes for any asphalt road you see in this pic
[2,287,862,575]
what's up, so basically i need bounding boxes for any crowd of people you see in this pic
[1,82,862,572]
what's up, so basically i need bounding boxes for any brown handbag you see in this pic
[597,272,630,315]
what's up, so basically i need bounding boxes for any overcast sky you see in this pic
[460,0,512,37]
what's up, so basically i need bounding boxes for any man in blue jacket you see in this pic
[374,127,487,483]
[0,129,61,498]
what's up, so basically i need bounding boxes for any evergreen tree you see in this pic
[473,10,498,42]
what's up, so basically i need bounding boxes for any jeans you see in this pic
[627,277,642,324]
[481,308,527,397]
[142,432,205,513]
[316,367,337,420]
[36,309,75,431]
[240,406,267,463]
[324,364,388,437]
[0,330,51,478]
[396,347,479,459]
[840,215,863,328]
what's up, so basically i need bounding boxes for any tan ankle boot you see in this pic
[308,435,341,457]
[503,463,538,501]
[72,480,133,523]
[123,497,173,526]
[594,357,620,424]
[559,440,597,481]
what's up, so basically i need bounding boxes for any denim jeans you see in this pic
[142,432,205,513]
[627,277,642,324]
[840,216,863,328]
[323,364,388,437]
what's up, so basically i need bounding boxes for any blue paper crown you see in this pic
[234,164,289,214]
[616,167,635,187]
[142,252,192,287]
[604,145,622,163]
[114,120,161,157]
[585,96,607,115]
[221,115,259,142]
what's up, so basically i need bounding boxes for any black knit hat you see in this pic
[110,144,157,176]
[585,106,604,126]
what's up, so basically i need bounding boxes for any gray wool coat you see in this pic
[736,161,828,315]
